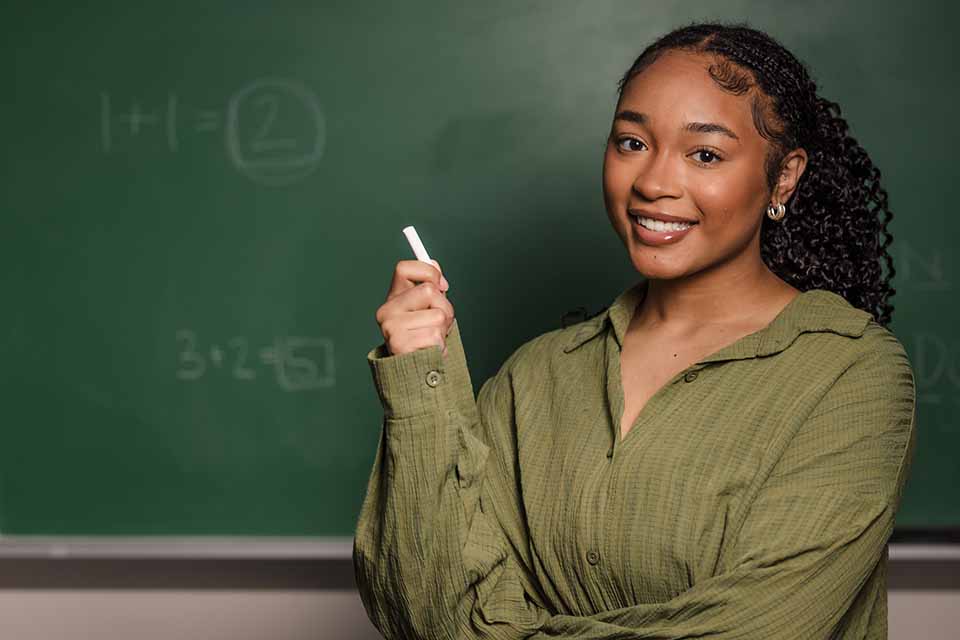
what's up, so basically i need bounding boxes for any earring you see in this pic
[767,201,786,221]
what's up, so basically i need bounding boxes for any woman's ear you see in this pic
[774,148,808,204]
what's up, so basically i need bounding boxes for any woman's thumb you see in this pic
[430,259,450,292]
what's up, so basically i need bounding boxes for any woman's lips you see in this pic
[630,214,698,246]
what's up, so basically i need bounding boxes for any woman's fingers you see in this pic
[387,260,447,301]
[375,260,455,357]
[376,281,454,325]
[429,259,450,291]
[380,309,451,355]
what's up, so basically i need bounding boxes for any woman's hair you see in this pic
[613,20,897,326]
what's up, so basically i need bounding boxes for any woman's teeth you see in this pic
[633,215,695,232]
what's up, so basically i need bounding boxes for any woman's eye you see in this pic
[616,138,721,165]
[617,137,645,152]
[694,149,722,164]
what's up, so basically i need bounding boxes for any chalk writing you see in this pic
[100,78,326,186]
[893,242,951,291]
[176,330,334,392]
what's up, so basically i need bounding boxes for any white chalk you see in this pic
[402,226,448,293]
[402,226,432,263]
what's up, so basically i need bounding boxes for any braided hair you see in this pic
[611,20,897,326]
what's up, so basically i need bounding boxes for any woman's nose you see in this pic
[632,151,682,200]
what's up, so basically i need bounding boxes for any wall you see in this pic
[0,548,955,639]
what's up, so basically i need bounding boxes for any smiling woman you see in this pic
[355,20,915,640]
[599,23,897,327]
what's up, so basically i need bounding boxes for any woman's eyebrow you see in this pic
[614,110,740,142]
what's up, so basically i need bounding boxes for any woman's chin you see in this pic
[628,252,693,280]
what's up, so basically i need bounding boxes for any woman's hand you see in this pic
[375,259,454,357]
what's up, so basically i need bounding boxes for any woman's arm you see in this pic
[530,328,917,639]
[353,319,551,639]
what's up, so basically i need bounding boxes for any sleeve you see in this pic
[352,319,552,640]
[529,329,918,639]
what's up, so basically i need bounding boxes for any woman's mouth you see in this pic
[629,214,699,246]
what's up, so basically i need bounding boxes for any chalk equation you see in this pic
[892,242,951,291]
[176,329,334,392]
[100,78,326,186]
[904,330,960,414]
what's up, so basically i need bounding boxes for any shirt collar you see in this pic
[562,279,874,361]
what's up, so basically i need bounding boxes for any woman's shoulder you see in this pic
[845,318,914,387]
[799,289,912,366]
[859,317,911,357]
[795,311,915,410]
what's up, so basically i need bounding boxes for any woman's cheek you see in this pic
[602,161,628,213]
[696,182,739,226]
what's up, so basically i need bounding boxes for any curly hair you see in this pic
[610,20,897,326]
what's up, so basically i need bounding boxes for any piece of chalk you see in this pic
[403,226,449,292]
[402,226,432,263]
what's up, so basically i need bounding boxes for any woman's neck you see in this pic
[632,268,800,337]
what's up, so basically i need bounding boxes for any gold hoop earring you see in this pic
[767,202,786,221]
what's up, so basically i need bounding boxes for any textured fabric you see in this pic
[353,279,917,639]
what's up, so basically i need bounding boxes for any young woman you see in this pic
[354,21,916,639]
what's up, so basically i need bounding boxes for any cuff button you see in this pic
[426,370,442,387]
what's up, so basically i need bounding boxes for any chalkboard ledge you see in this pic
[0,537,958,562]
[889,544,960,561]
[0,536,354,559]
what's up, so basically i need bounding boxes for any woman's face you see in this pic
[603,50,775,280]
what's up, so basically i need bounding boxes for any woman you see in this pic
[354,21,916,639]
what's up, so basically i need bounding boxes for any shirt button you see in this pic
[425,370,442,387]
[586,550,600,565]
[683,371,699,383]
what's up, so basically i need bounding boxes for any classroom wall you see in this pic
[0,555,955,639]
[0,590,948,640]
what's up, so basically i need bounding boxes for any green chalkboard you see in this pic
[1,1,956,538]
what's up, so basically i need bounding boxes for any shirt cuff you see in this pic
[366,319,476,419]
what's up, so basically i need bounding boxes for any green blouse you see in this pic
[354,280,917,639]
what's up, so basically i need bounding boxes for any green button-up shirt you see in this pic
[354,280,917,639]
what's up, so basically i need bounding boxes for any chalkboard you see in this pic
[1,1,956,539]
